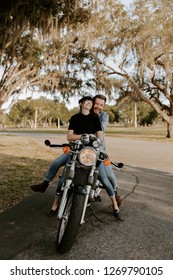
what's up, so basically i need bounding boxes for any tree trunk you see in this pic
[134,102,137,128]
[34,109,38,130]
[0,109,5,130]
[167,116,173,138]
[57,118,60,129]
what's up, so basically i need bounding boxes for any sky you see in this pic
[120,0,134,9]
[121,0,133,3]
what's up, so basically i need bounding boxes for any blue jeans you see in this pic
[45,153,71,182]
[104,165,118,190]
[97,162,116,197]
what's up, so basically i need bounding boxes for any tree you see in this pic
[82,0,173,138]
[117,93,159,127]
[2,0,173,138]
[7,99,35,127]
[7,97,70,128]
[0,0,127,111]
[0,1,93,108]
[0,0,60,51]
[139,109,158,127]
[103,104,121,124]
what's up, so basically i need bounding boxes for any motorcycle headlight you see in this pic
[78,147,97,166]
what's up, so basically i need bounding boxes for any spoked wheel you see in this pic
[56,192,86,254]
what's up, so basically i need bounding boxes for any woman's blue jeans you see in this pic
[45,153,71,182]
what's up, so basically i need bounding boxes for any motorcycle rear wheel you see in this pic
[56,192,86,254]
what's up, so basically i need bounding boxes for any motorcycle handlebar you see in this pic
[111,162,124,168]
[44,140,124,168]
[44,139,70,148]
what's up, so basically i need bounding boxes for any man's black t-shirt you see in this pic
[68,112,102,135]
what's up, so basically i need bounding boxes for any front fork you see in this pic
[57,161,75,219]
[80,165,97,224]
[80,185,91,224]
[57,179,72,219]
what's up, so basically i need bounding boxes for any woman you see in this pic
[49,96,120,217]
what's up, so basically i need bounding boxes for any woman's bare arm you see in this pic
[67,130,82,141]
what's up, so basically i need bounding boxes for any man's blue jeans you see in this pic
[105,164,118,190]
[97,162,117,197]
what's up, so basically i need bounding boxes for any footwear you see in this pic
[113,209,120,217]
[115,191,123,208]
[88,196,95,203]
[47,208,58,217]
[56,190,63,197]
[95,195,102,202]
[30,180,49,193]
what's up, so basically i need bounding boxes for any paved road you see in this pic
[0,134,173,260]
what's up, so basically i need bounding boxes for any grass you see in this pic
[0,135,62,212]
[105,125,173,142]
[0,125,172,212]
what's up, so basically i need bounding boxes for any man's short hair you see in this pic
[93,94,107,104]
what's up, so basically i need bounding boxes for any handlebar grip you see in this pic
[45,139,51,146]
[117,162,124,168]
[111,162,124,168]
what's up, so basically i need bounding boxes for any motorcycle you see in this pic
[45,135,123,254]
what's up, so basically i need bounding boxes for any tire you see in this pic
[56,192,86,254]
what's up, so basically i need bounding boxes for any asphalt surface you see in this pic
[0,135,173,260]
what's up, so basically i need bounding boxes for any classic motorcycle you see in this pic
[45,135,123,254]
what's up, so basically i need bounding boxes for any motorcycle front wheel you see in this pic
[56,192,86,254]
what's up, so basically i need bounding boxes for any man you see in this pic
[92,95,122,205]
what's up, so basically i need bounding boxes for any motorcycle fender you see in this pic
[74,185,88,195]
